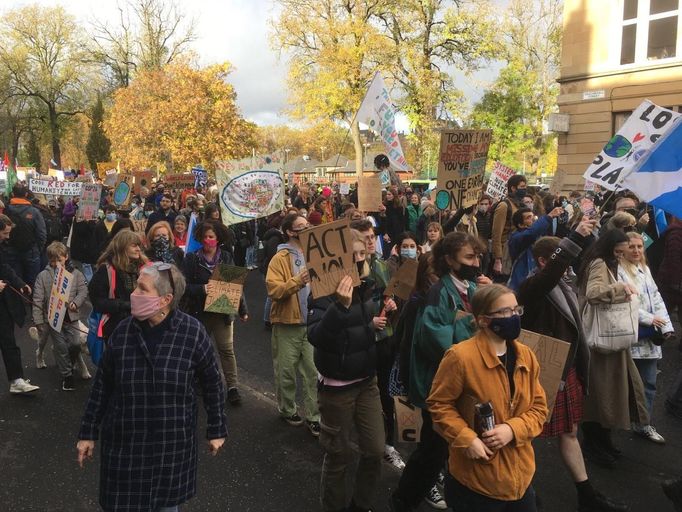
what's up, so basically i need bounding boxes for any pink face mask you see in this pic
[203,238,218,248]
[130,292,161,321]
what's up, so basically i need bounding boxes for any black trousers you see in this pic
[394,409,448,506]
[0,302,23,382]
[444,473,537,512]
[375,338,395,446]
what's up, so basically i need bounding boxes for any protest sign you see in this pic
[133,171,155,194]
[298,219,360,298]
[77,183,102,221]
[112,176,133,207]
[203,265,249,315]
[357,175,383,212]
[97,161,117,179]
[339,183,350,195]
[549,168,568,195]
[215,155,284,225]
[583,180,596,192]
[518,329,571,417]
[29,179,82,196]
[580,197,597,217]
[103,168,118,187]
[435,129,491,211]
[384,258,418,300]
[583,100,681,191]
[192,166,208,189]
[485,161,515,201]
[131,219,146,233]
[47,265,74,333]
[394,396,423,443]
[164,173,196,189]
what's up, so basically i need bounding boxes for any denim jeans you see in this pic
[4,246,41,286]
[633,358,658,420]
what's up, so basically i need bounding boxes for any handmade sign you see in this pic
[204,265,249,315]
[131,219,146,233]
[97,161,117,179]
[29,179,82,196]
[435,129,492,211]
[339,183,350,195]
[215,155,284,225]
[192,166,208,189]
[549,169,568,195]
[384,258,418,300]
[47,265,74,333]
[103,168,118,187]
[394,396,423,443]
[298,219,360,298]
[357,174,383,212]
[133,171,155,194]
[164,173,196,189]
[518,329,571,418]
[77,183,102,221]
[583,100,680,190]
[485,161,515,201]
[112,176,133,207]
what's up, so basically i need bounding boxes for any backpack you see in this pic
[490,198,513,232]
[7,207,38,252]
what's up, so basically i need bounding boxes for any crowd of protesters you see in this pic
[0,162,680,512]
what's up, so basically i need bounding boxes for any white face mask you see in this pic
[478,205,489,214]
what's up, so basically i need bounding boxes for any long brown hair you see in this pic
[97,229,148,271]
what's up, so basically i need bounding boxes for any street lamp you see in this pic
[363,142,371,169]
[320,146,327,161]
[284,148,291,164]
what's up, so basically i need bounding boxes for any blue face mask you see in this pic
[488,315,521,341]
[105,213,117,222]
[562,200,568,208]
[400,247,417,259]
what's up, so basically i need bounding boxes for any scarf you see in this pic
[200,247,221,272]
[151,237,174,264]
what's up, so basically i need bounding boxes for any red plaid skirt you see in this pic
[541,366,584,438]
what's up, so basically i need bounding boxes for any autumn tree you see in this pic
[272,0,391,173]
[0,5,97,168]
[257,120,349,161]
[105,62,256,171]
[86,96,111,169]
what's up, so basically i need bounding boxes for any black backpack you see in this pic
[7,207,38,252]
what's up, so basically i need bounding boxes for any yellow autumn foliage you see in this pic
[105,62,256,171]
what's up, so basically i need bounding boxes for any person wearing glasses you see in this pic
[77,262,227,512]
[427,284,547,512]
[182,220,248,406]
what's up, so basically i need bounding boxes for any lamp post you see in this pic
[284,148,291,164]
[320,146,327,161]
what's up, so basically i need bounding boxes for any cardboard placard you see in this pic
[47,265,74,333]
[339,182,350,195]
[549,168,567,195]
[435,129,491,211]
[134,171,155,194]
[29,179,82,196]
[97,161,117,179]
[103,168,118,187]
[164,173,196,189]
[112,175,133,207]
[131,219,147,233]
[77,183,102,221]
[384,258,418,300]
[518,329,571,418]
[358,175,383,212]
[298,219,360,298]
[485,161,516,201]
[203,264,249,315]
[394,396,423,443]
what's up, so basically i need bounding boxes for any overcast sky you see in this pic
[3,0,500,131]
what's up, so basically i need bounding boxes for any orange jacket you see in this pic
[427,332,547,501]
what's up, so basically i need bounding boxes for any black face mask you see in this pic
[454,263,480,282]
[624,208,639,218]
[514,188,527,201]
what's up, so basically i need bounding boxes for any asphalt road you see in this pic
[0,270,680,512]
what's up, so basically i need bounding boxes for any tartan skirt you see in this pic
[541,366,584,437]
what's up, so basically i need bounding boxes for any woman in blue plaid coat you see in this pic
[77,262,228,512]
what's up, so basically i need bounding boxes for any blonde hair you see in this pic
[471,284,515,319]
[46,241,68,261]
[620,231,648,287]
[607,211,636,231]
[97,229,148,271]
[147,221,175,248]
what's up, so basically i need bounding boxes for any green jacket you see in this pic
[409,275,477,408]
[406,204,421,234]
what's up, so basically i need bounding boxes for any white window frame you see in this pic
[619,0,682,66]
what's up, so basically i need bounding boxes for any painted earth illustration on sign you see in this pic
[220,170,284,219]
[603,134,632,158]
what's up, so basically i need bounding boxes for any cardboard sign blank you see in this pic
[394,396,423,443]
[298,219,360,298]
[518,329,571,419]
[358,175,383,212]
[385,258,418,300]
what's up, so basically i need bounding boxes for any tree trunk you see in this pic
[352,120,363,176]
[49,105,61,168]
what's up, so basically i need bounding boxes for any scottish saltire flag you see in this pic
[654,206,668,237]
[622,118,682,218]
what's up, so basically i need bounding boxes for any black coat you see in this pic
[259,228,285,275]
[145,209,177,234]
[307,279,379,382]
[70,220,99,264]
[88,262,139,339]
[0,244,27,326]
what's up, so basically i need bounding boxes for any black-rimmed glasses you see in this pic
[486,306,524,318]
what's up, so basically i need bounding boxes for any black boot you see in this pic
[581,423,616,469]
[662,479,682,512]
[578,490,629,511]
[598,426,621,457]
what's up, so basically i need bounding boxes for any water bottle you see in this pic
[474,401,495,435]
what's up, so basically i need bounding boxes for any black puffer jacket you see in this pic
[307,279,379,384]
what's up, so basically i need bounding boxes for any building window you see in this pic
[620,0,680,65]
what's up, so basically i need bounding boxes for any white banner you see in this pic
[485,162,516,201]
[356,72,409,172]
[583,100,680,190]
[29,179,82,196]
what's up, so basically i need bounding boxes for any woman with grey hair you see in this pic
[77,262,227,512]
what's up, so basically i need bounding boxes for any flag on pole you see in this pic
[654,206,668,237]
[185,212,202,254]
[356,72,409,172]
[621,118,682,218]
[5,152,17,196]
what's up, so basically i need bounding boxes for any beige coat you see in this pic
[579,259,649,429]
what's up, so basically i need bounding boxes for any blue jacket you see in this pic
[508,215,552,291]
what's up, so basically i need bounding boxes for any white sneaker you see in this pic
[436,469,445,488]
[383,445,406,470]
[35,349,47,369]
[424,484,447,510]
[634,424,666,444]
[75,353,92,379]
[9,378,39,394]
